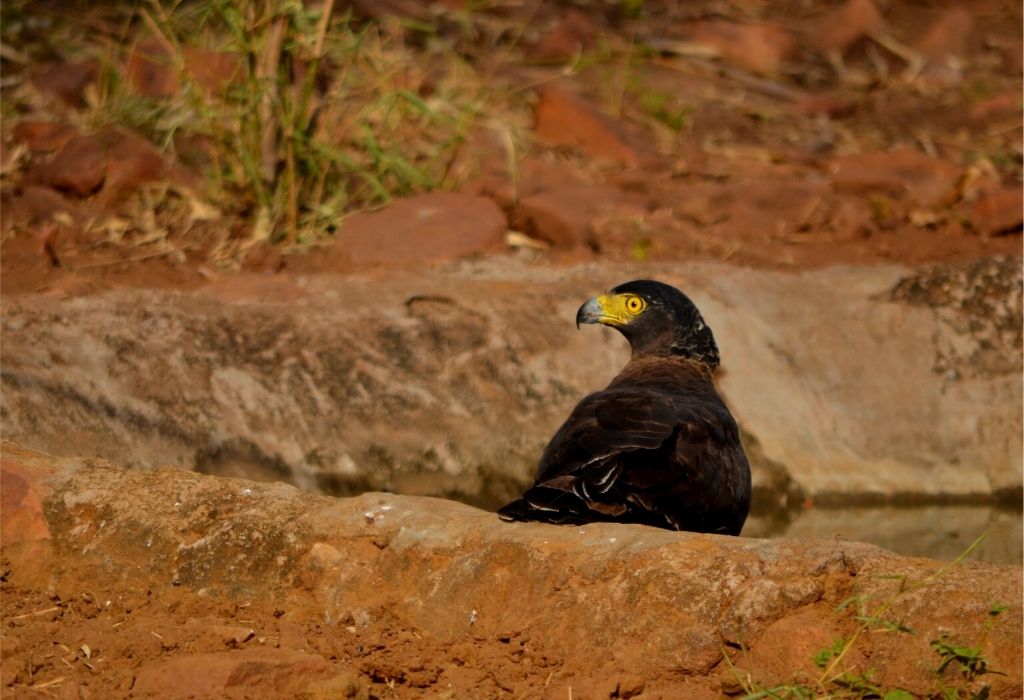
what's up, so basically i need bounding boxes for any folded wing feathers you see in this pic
[499,364,750,534]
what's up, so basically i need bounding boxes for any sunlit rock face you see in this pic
[2,259,1020,509]
[2,443,1021,699]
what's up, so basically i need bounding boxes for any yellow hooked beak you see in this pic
[576,294,633,329]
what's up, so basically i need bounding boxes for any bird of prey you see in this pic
[498,280,751,535]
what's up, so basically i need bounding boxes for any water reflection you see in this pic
[743,506,1022,565]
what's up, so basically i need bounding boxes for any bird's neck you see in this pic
[626,329,720,369]
[615,353,716,386]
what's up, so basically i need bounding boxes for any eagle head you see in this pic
[575,279,720,367]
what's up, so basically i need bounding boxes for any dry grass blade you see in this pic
[258,15,286,185]
[30,677,65,690]
[10,606,60,620]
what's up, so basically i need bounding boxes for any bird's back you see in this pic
[500,355,751,535]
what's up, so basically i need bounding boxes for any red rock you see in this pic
[915,8,973,85]
[331,192,507,266]
[31,59,100,107]
[464,152,583,211]
[125,37,179,99]
[95,130,168,209]
[449,129,516,204]
[513,183,637,250]
[829,147,961,209]
[22,129,170,206]
[132,649,338,699]
[915,8,973,61]
[0,446,57,585]
[298,672,369,700]
[29,135,106,196]
[722,608,839,687]
[1,446,1020,698]
[972,188,1023,237]
[813,0,884,54]
[10,186,87,227]
[182,46,242,95]
[528,10,598,61]
[0,460,52,547]
[126,37,241,99]
[534,83,658,168]
[11,121,78,152]
[688,20,795,75]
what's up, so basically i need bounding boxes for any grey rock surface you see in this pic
[2,258,1020,506]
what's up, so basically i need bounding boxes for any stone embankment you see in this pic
[2,443,1021,698]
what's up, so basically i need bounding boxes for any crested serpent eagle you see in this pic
[498,280,751,535]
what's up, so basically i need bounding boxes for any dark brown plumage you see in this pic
[498,280,751,535]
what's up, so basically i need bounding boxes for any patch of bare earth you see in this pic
[1,1,1021,698]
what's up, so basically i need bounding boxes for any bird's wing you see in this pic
[618,400,749,533]
[500,389,677,523]
[499,386,746,532]
[535,389,676,482]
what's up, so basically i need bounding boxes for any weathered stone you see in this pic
[132,649,338,699]
[916,8,973,60]
[28,134,106,196]
[466,154,581,211]
[534,83,659,167]
[829,147,962,209]
[10,185,88,227]
[126,37,241,99]
[11,121,78,152]
[0,446,53,548]
[31,59,100,108]
[915,8,973,84]
[0,261,1019,506]
[513,183,644,250]
[94,129,169,209]
[1,445,1020,698]
[971,188,1023,237]
[720,607,839,688]
[890,256,1022,381]
[125,37,179,99]
[22,128,172,206]
[297,672,369,700]
[688,19,795,74]
[330,192,507,267]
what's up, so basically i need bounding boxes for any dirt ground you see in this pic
[2,449,1021,699]
[1,1,1022,698]
[1,1,1021,299]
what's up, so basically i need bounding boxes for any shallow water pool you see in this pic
[743,505,1022,565]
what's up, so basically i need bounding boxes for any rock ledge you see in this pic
[2,443,1021,698]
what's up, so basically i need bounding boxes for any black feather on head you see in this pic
[609,280,720,367]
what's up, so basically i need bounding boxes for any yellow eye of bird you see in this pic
[625,296,645,314]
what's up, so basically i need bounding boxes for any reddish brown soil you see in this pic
[2,1,1021,298]
[3,449,1020,700]
[1,2,1022,698]
[4,580,724,699]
